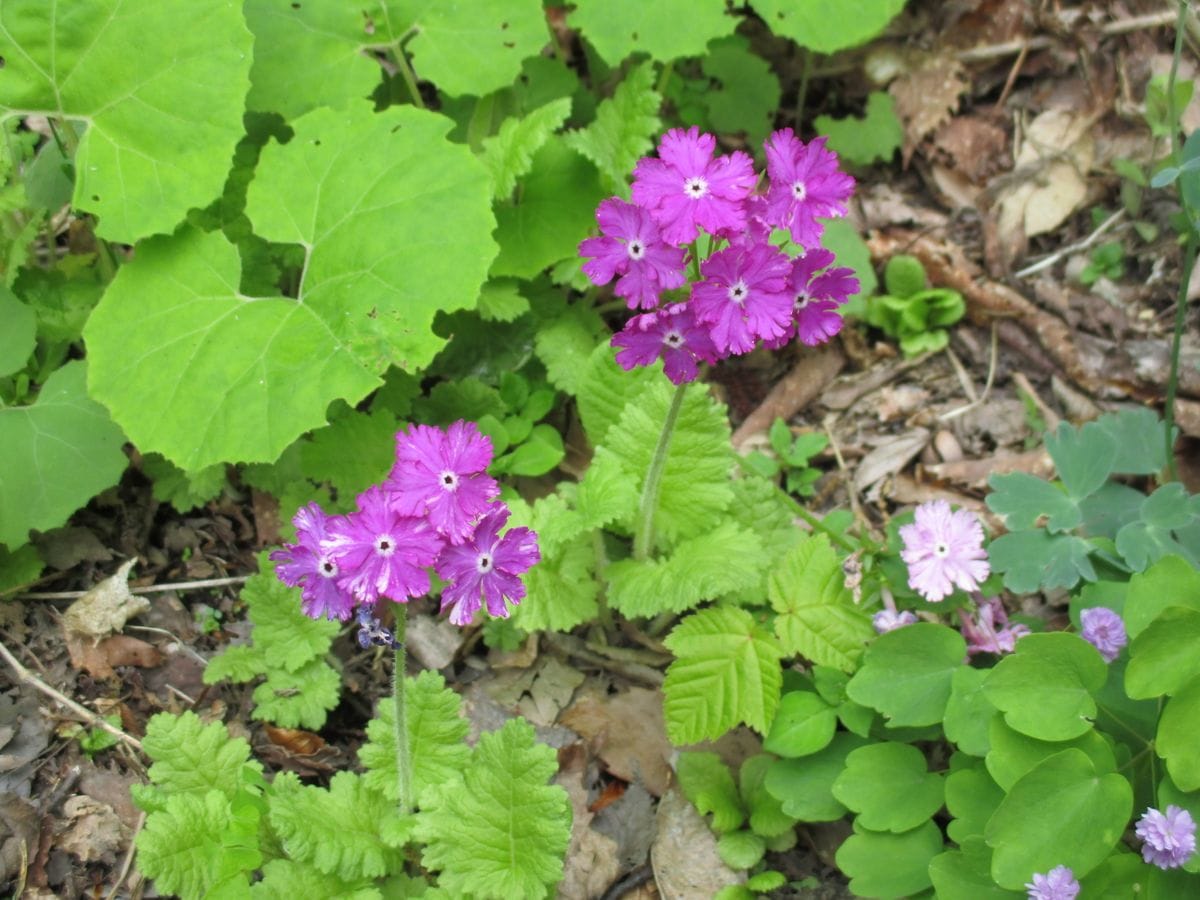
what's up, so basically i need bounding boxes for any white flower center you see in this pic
[728,280,749,305]
[792,180,807,202]
[318,556,339,579]
[375,535,396,557]
[627,240,645,261]
[933,542,949,558]
[684,177,708,199]
[475,553,494,575]
[439,470,458,492]
[663,329,684,349]
[794,290,810,310]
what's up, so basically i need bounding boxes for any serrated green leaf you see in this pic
[832,742,944,833]
[846,623,965,727]
[0,361,127,547]
[739,754,797,838]
[359,671,471,806]
[676,751,745,833]
[763,732,866,822]
[477,280,531,323]
[0,287,34,376]
[569,0,736,65]
[251,858,381,900]
[417,718,570,900]
[1116,483,1200,570]
[662,606,783,744]
[251,658,341,729]
[768,534,874,672]
[492,137,606,278]
[1158,676,1200,791]
[986,472,1081,532]
[1045,420,1117,500]
[984,718,1116,792]
[983,633,1106,741]
[564,62,662,195]
[762,691,837,758]
[751,0,907,53]
[945,764,1004,844]
[943,666,997,757]
[534,310,607,397]
[1126,607,1200,698]
[745,869,787,893]
[483,98,573,201]
[1123,555,1200,639]
[700,36,781,146]
[815,92,903,166]
[137,712,263,811]
[0,0,251,242]
[511,529,598,632]
[414,377,505,425]
[300,408,398,498]
[141,454,227,514]
[836,819,943,899]
[988,529,1097,593]
[717,830,766,870]
[203,645,264,685]
[575,341,659,444]
[87,103,495,470]
[137,790,259,900]
[985,749,1132,889]
[270,771,406,881]
[607,522,767,617]
[576,448,638,532]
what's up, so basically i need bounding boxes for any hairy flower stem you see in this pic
[392,605,413,816]
[633,383,687,561]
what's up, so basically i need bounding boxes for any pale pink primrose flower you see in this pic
[959,597,1028,656]
[1136,805,1197,870]
[270,503,356,621]
[579,197,687,309]
[1079,606,1127,663]
[872,608,918,634]
[435,505,540,626]
[632,127,757,246]
[763,129,855,249]
[612,302,719,384]
[899,500,990,602]
[690,242,793,355]
[1025,865,1079,900]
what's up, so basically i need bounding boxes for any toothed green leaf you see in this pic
[251,658,342,730]
[568,0,736,66]
[564,62,662,195]
[751,0,907,54]
[483,98,574,200]
[141,454,228,514]
[135,711,263,812]
[677,751,745,833]
[251,859,381,900]
[300,408,399,499]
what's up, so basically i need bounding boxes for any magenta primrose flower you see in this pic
[271,503,356,621]
[763,248,860,349]
[435,505,541,626]
[691,242,793,355]
[1136,805,1197,870]
[632,126,756,245]
[1079,606,1127,663]
[899,500,990,602]
[579,197,687,309]
[612,302,718,385]
[1025,865,1080,900]
[386,421,500,544]
[763,129,855,249]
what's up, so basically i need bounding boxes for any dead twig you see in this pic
[105,810,146,900]
[17,573,251,602]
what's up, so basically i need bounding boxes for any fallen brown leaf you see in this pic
[560,687,673,798]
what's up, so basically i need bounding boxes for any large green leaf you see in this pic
[0,362,126,547]
[1158,676,1200,791]
[568,0,736,66]
[1123,555,1200,639]
[1125,607,1200,699]
[86,103,495,470]
[0,0,251,242]
[763,732,867,822]
[846,623,965,727]
[750,0,907,54]
[831,742,944,833]
[836,820,943,899]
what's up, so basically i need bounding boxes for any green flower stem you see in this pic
[633,382,687,561]
[392,605,413,816]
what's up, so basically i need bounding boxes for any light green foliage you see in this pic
[751,0,908,54]
[576,341,661,442]
[701,36,781,147]
[662,606,783,744]
[822,217,878,308]
[718,830,766,870]
[1158,677,1200,791]
[270,771,407,881]
[605,522,767,617]
[984,718,1116,793]
[359,671,471,805]
[0,288,35,376]
[985,749,1132,890]
[569,0,736,66]
[417,718,571,900]
[1125,607,1200,698]
[929,837,1018,899]
[137,790,261,900]
[832,743,944,833]
[983,633,1107,741]
[742,419,828,498]
[0,0,251,242]
[482,98,574,200]
[765,734,866,822]
[987,530,1097,593]
[0,361,126,547]
[476,279,531,323]
[141,454,228,514]
[1123,554,1200,638]
[846,623,965,727]
[0,543,43,593]
[815,92,904,166]
[251,859,383,900]
[565,62,662,196]
[835,819,943,898]
[763,690,837,758]
[1080,241,1125,286]
[204,557,340,729]
[864,253,966,356]
[739,754,798,838]
[300,407,399,499]
[534,309,609,396]
[86,103,495,471]
[513,528,598,632]
[676,751,746,833]
[1145,74,1195,138]
[1116,483,1200,570]
[943,666,997,757]
[768,534,874,672]
[945,764,1004,844]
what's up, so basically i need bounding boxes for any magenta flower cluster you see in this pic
[579,127,857,384]
[271,421,540,629]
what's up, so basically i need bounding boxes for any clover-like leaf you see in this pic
[702,36,782,147]
[987,529,1096,593]
[945,764,1004,844]
[943,666,997,757]
[739,754,797,839]
[986,472,1081,533]
[1116,482,1200,571]
[1157,676,1200,791]
[662,606,783,744]
[1125,607,1200,699]
[768,534,874,672]
[985,749,1132,889]
[762,691,837,758]
[832,742,944,833]
[750,0,907,54]
[846,623,965,727]
[984,718,1116,792]
[836,820,943,899]
[676,751,745,833]
[983,633,1107,741]
[1045,420,1117,500]
[1095,407,1172,474]
[763,732,867,822]
[0,362,127,548]
[86,103,495,470]
[929,837,1018,900]
[0,0,251,242]
[1123,554,1200,639]
[568,0,736,66]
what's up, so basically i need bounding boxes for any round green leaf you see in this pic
[1126,607,1200,699]
[0,362,127,547]
[945,765,1004,844]
[983,633,1107,741]
[836,820,943,898]
[0,0,252,242]
[763,733,866,822]
[763,691,837,758]
[845,623,966,727]
[0,287,35,377]
[832,742,944,833]
[1157,676,1200,792]
[943,665,997,757]
[1124,555,1200,639]
[568,0,736,66]
[929,837,1022,900]
[717,830,766,870]
[984,718,1115,792]
[984,749,1132,889]
[749,0,907,54]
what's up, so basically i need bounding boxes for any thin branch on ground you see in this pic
[940,325,1000,422]
[18,573,251,602]
[1013,208,1126,279]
